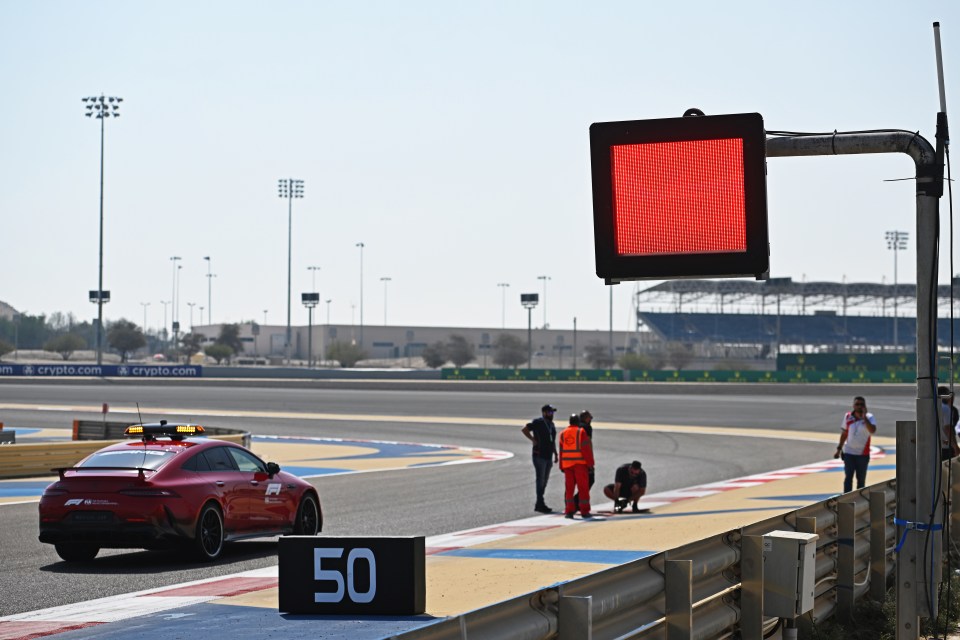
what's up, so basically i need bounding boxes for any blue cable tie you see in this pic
[894,517,944,552]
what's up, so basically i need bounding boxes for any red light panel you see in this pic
[590,112,768,282]
[611,138,747,256]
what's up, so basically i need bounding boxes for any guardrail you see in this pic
[72,420,251,448]
[440,367,939,383]
[0,423,251,480]
[395,475,911,640]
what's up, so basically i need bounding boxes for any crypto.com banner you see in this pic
[0,364,202,377]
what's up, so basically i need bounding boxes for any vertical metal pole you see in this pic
[952,458,960,551]
[837,500,856,621]
[894,244,899,350]
[916,192,941,620]
[870,491,888,602]
[527,307,533,369]
[307,306,313,369]
[740,535,764,639]
[897,420,920,640]
[357,243,364,347]
[559,595,592,640]
[286,188,292,365]
[608,286,614,363]
[573,317,578,370]
[96,113,105,366]
[665,559,693,639]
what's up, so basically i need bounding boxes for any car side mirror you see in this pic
[266,462,281,477]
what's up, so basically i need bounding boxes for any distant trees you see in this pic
[583,341,615,369]
[446,335,475,367]
[179,333,205,363]
[492,334,527,368]
[106,320,145,363]
[0,339,12,358]
[665,342,695,370]
[204,343,234,365]
[43,333,86,361]
[327,341,368,368]
[216,324,244,354]
[421,341,447,368]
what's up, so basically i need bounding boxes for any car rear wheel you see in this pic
[194,503,224,561]
[54,543,99,562]
[293,494,320,535]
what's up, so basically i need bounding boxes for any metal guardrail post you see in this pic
[665,559,693,639]
[870,491,888,602]
[740,535,764,639]
[836,500,856,621]
[795,516,816,535]
[952,458,960,552]
[559,596,592,640]
[897,420,920,639]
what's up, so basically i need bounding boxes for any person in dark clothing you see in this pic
[521,404,558,513]
[604,461,648,513]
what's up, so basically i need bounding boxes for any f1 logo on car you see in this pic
[266,483,282,496]
[64,499,86,506]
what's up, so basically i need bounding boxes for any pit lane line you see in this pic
[0,402,895,446]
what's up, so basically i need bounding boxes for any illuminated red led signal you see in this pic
[590,113,768,282]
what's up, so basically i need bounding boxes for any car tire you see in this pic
[54,543,99,562]
[194,502,225,561]
[293,494,320,535]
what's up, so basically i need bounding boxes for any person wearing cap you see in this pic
[604,461,647,513]
[522,404,559,513]
[938,386,960,461]
[834,396,877,493]
[559,413,595,519]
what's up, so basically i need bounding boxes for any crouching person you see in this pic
[604,461,647,513]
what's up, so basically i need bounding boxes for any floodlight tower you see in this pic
[885,230,909,351]
[83,94,122,366]
[278,178,304,364]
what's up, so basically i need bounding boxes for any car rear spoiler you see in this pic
[53,466,152,481]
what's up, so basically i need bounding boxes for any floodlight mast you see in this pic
[766,127,941,637]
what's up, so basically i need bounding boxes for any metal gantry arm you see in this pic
[767,129,940,638]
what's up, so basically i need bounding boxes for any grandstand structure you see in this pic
[635,277,960,357]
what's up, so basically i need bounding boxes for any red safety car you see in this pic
[38,422,322,562]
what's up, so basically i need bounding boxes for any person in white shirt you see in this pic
[833,396,877,493]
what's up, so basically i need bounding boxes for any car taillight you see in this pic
[118,489,180,497]
[42,483,69,496]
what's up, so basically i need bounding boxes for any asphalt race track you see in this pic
[0,380,916,620]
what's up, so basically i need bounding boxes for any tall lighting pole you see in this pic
[160,300,170,347]
[308,266,321,292]
[302,293,319,368]
[278,178,304,365]
[497,283,510,329]
[380,277,392,325]
[83,94,122,366]
[203,256,213,324]
[537,275,551,329]
[885,230,909,351]
[521,293,539,369]
[169,256,181,347]
[187,302,196,330]
[356,242,365,346]
[140,302,150,335]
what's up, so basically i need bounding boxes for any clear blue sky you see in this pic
[1,1,957,334]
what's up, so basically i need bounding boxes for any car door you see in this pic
[200,446,250,532]
[225,447,284,530]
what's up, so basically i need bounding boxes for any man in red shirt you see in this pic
[559,414,595,519]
